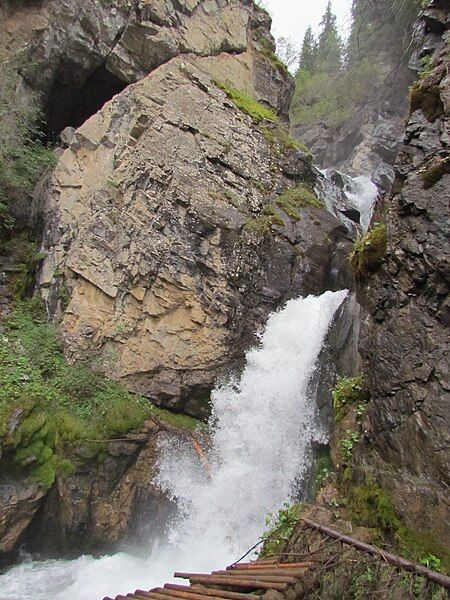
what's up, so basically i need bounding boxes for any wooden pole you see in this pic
[301,518,450,589]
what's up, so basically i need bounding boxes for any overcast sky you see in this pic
[263,0,353,52]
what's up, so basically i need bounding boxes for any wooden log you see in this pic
[211,571,299,583]
[187,575,288,591]
[213,569,306,578]
[302,518,450,589]
[227,562,312,571]
[130,593,180,600]
[165,584,256,600]
[152,587,224,600]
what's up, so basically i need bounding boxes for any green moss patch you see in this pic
[215,81,278,123]
[275,184,324,220]
[347,478,450,574]
[259,124,312,157]
[0,298,200,488]
[259,50,289,77]
[409,82,443,121]
[350,223,387,278]
[420,156,450,189]
[244,204,284,236]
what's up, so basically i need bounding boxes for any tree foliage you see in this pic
[290,0,423,130]
[298,26,317,74]
[0,61,55,236]
[316,1,343,73]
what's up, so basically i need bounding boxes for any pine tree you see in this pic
[316,1,343,74]
[298,26,317,75]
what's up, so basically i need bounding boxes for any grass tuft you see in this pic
[215,81,278,123]
[349,223,387,278]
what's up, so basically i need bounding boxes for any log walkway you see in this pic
[103,519,450,600]
[103,559,313,600]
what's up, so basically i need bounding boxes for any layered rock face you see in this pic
[355,2,449,546]
[39,55,351,417]
[0,0,291,134]
[29,0,353,418]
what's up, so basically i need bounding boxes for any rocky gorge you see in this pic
[0,0,448,596]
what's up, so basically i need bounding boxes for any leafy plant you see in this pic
[259,503,303,557]
[332,375,369,422]
[339,430,360,462]
[420,554,442,572]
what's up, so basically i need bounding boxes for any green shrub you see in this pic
[215,81,278,123]
[350,223,387,278]
[0,235,47,300]
[0,299,200,489]
[259,503,303,558]
[332,375,369,422]
[0,61,56,233]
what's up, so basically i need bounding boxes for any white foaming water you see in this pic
[344,175,378,232]
[0,290,347,600]
[316,170,379,233]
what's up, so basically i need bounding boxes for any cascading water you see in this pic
[316,169,379,234]
[0,290,347,600]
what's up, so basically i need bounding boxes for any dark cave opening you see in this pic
[45,64,128,142]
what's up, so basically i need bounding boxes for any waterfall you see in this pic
[316,169,379,234]
[0,290,347,600]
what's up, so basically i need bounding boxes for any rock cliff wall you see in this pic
[354,0,449,547]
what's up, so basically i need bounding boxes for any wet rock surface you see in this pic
[0,418,179,563]
[355,5,450,546]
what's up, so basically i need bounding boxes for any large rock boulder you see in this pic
[39,54,352,417]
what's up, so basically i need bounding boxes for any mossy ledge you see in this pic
[349,223,387,278]
[346,477,450,574]
[214,81,278,123]
[243,204,284,236]
[275,184,324,220]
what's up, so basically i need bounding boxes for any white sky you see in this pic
[263,0,353,51]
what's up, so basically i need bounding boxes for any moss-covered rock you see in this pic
[275,184,324,221]
[215,81,279,123]
[350,223,387,278]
